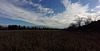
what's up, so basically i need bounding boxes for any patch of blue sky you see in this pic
[0,18,36,26]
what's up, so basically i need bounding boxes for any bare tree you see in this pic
[84,16,92,25]
[70,23,77,28]
[74,15,83,27]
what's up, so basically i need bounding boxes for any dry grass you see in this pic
[0,30,100,51]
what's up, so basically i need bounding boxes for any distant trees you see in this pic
[0,25,3,30]
[67,14,100,31]
[84,16,92,25]
[67,15,92,29]
[0,25,57,30]
[67,23,77,31]
[8,25,18,30]
[8,25,29,30]
[74,17,83,27]
[74,15,93,27]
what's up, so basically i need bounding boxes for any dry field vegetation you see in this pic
[0,30,100,51]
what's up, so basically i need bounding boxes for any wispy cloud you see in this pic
[96,5,100,14]
[96,5,100,8]
[39,0,42,2]
[90,5,100,14]
[0,0,99,28]
[29,1,54,14]
[12,0,54,14]
[97,11,100,14]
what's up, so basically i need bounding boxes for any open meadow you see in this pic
[0,30,100,51]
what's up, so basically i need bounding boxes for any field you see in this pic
[0,30,100,51]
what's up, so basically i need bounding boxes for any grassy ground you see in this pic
[0,30,100,51]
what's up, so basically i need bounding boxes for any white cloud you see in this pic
[10,0,54,14]
[39,0,42,2]
[90,5,100,15]
[29,1,54,14]
[96,5,100,8]
[14,0,54,14]
[97,11,100,14]
[0,0,97,28]
[11,0,30,5]
[91,9,95,11]
[99,0,100,2]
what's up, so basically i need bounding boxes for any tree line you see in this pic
[0,25,58,30]
[67,14,100,31]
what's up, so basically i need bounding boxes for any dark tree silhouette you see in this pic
[67,23,77,31]
[74,15,84,27]
[8,25,18,30]
[84,16,92,25]
[6,25,56,30]
[0,25,3,30]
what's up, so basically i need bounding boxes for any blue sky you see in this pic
[0,0,100,28]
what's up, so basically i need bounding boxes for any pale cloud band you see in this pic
[0,0,99,28]
[96,5,100,8]
[90,5,100,14]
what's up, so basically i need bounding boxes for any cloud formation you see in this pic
[29,1,54,14]
[0,0,99,28]
[39,0,42,2]
[90,5,100,14]
[96,5,100,8]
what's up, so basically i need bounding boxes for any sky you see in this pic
[0,0,100,28]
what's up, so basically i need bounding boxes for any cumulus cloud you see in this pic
[0,0,97,28]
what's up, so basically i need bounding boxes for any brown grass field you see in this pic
[0,30,100,51]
